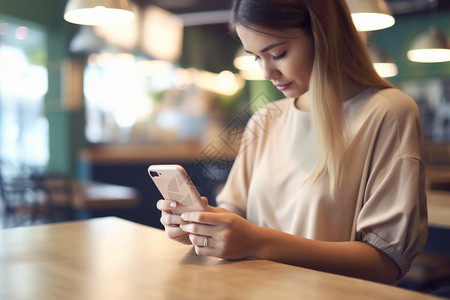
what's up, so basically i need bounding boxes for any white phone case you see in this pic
[148,164,207,214]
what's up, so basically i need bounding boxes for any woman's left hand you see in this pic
[180,207,261,260]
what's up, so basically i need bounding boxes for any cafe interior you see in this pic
[1,0,450,298]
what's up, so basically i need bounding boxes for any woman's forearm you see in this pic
[253,226,399,284]
[179,209,400,284]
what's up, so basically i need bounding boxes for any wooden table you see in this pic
[0,217,443,300]
[72,181,139,210]
[426,167,450,229]
[427,189,450,229]
[42,178,140,210]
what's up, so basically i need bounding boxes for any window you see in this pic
[0,16,48,173]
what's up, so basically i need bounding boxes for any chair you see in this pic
[32,171,75,223]
[0,171,75,228]
[1,174,44,227]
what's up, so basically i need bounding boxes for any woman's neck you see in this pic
[294,80,367,111]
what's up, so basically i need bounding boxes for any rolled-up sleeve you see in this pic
[357,156,428,279]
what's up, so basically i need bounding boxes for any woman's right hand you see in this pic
[156,199,191,244]
[156,197,209,245]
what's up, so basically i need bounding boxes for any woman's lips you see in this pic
[274,82,292,91]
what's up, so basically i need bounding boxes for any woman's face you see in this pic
[236,25,315,98]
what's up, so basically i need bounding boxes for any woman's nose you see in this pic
[260,60,280,80]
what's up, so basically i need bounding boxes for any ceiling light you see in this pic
[407,27,450,63]
[93,3,139,51]
[69,26,105,53]
[346,0,395,31]
[373,62,398,78]
[368,45,398,78]
[64,0,135,26]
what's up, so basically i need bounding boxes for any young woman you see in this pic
[157,0,427,284]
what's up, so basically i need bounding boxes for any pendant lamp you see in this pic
[70,26,105,53]
[64,0,135,26]
[346,0,395,31]
[407,27,450,63]
[368,45,398,78]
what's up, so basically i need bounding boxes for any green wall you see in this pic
[0,0,64,27]
[370,10,450,86]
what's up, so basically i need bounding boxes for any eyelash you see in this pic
[254,51,287,62]
[273,51,287,61]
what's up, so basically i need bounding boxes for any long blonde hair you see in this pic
[230,0,394,194]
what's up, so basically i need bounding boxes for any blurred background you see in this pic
[0,0,449,222]
[0,0,450,296]
[0,1,449,216]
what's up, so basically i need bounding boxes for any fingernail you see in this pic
[170,202,177,208]
[180,214,185,220]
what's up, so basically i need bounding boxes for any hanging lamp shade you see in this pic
[346,0,395,31]
[368,45,398,78]
[70,26,105,53]
[407,27,450,63]
[64,0,135,26]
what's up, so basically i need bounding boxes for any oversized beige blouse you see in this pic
[216,87,428,279]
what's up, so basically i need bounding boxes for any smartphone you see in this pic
[148,164,207,214]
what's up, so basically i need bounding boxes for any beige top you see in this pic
[216,87,428,279]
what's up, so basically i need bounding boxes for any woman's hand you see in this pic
[156,197,211,245]
[157,197,262,260]
[179,207,261,260]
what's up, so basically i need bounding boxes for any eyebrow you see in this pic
[244,42,288,55]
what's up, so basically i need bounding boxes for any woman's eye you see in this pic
[273,51,287,61]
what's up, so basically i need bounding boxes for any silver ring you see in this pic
[203,236,208,247]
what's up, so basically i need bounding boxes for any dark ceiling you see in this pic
[131,0,450,16]
[131,0,232,14]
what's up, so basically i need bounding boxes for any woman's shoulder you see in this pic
[351,87,424,159]
[370,87,417,109]
[361,87,421,121]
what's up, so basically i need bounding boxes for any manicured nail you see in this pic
[170,202,177,208]
[180,214,185,220]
